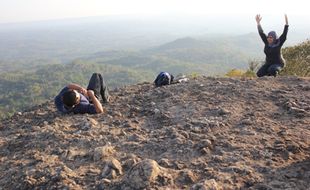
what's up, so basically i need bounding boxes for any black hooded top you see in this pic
[257,24,289,66]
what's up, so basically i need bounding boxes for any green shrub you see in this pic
[282,40,310,77]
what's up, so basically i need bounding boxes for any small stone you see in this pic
[121,130,127,136]
[154,109,160,114]
[200,148,209,155]
[114,111,123,117]
[123,158,139,170]
[212,155,223,163]
[289,107,309,117]
[178,170,197,184]
[192,127,201,133]
[124,159,161,189]
[66,148,87,160]
[93,146,115,161]
[32,126,41,131]
[158,158,172,168]
[87,118,98,125]
[198,139,213,149]
[284,170,299,179]
[108,158,123,175]
[240,118,253,125]
[110,169,117,179]
[191,179,219,190]
[217,108,230,115]
[102,178,111,183]
[122,121,132,128]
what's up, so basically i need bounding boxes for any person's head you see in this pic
[62,90,80,108]
[267,31,277,45]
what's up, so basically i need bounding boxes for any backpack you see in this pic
[154,72,173,87]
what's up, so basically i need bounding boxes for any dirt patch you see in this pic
[0,76,309,189]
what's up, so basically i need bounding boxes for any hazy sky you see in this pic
[1,0,309,23]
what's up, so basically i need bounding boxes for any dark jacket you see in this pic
[258,25,289,66]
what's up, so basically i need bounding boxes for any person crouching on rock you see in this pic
[255,14,289,77]
[154,72,174,87]
[54,73,110,114]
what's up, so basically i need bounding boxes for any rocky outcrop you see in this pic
[0,76,309,189]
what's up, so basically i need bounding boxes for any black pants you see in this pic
[257,63,283,77]
[87,73,109,103]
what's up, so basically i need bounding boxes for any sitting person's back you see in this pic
[154,72,174,87]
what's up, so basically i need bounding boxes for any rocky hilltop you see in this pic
[0,76,309,190]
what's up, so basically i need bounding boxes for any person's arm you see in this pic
[279,14,289,46]
[67,83,88,97]
[256,14,268,44]
[87,90,103,113]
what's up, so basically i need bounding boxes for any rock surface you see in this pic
[0,76,309,189]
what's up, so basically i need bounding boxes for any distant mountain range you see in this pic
[83,35,264,75]
[0,15,309,64]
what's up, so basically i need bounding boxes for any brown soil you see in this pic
[0,76,309,190]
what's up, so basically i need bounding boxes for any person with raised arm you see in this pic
[255,14,289,77]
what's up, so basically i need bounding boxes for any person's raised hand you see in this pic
[255,14,262,25]
[285,14,288,25]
